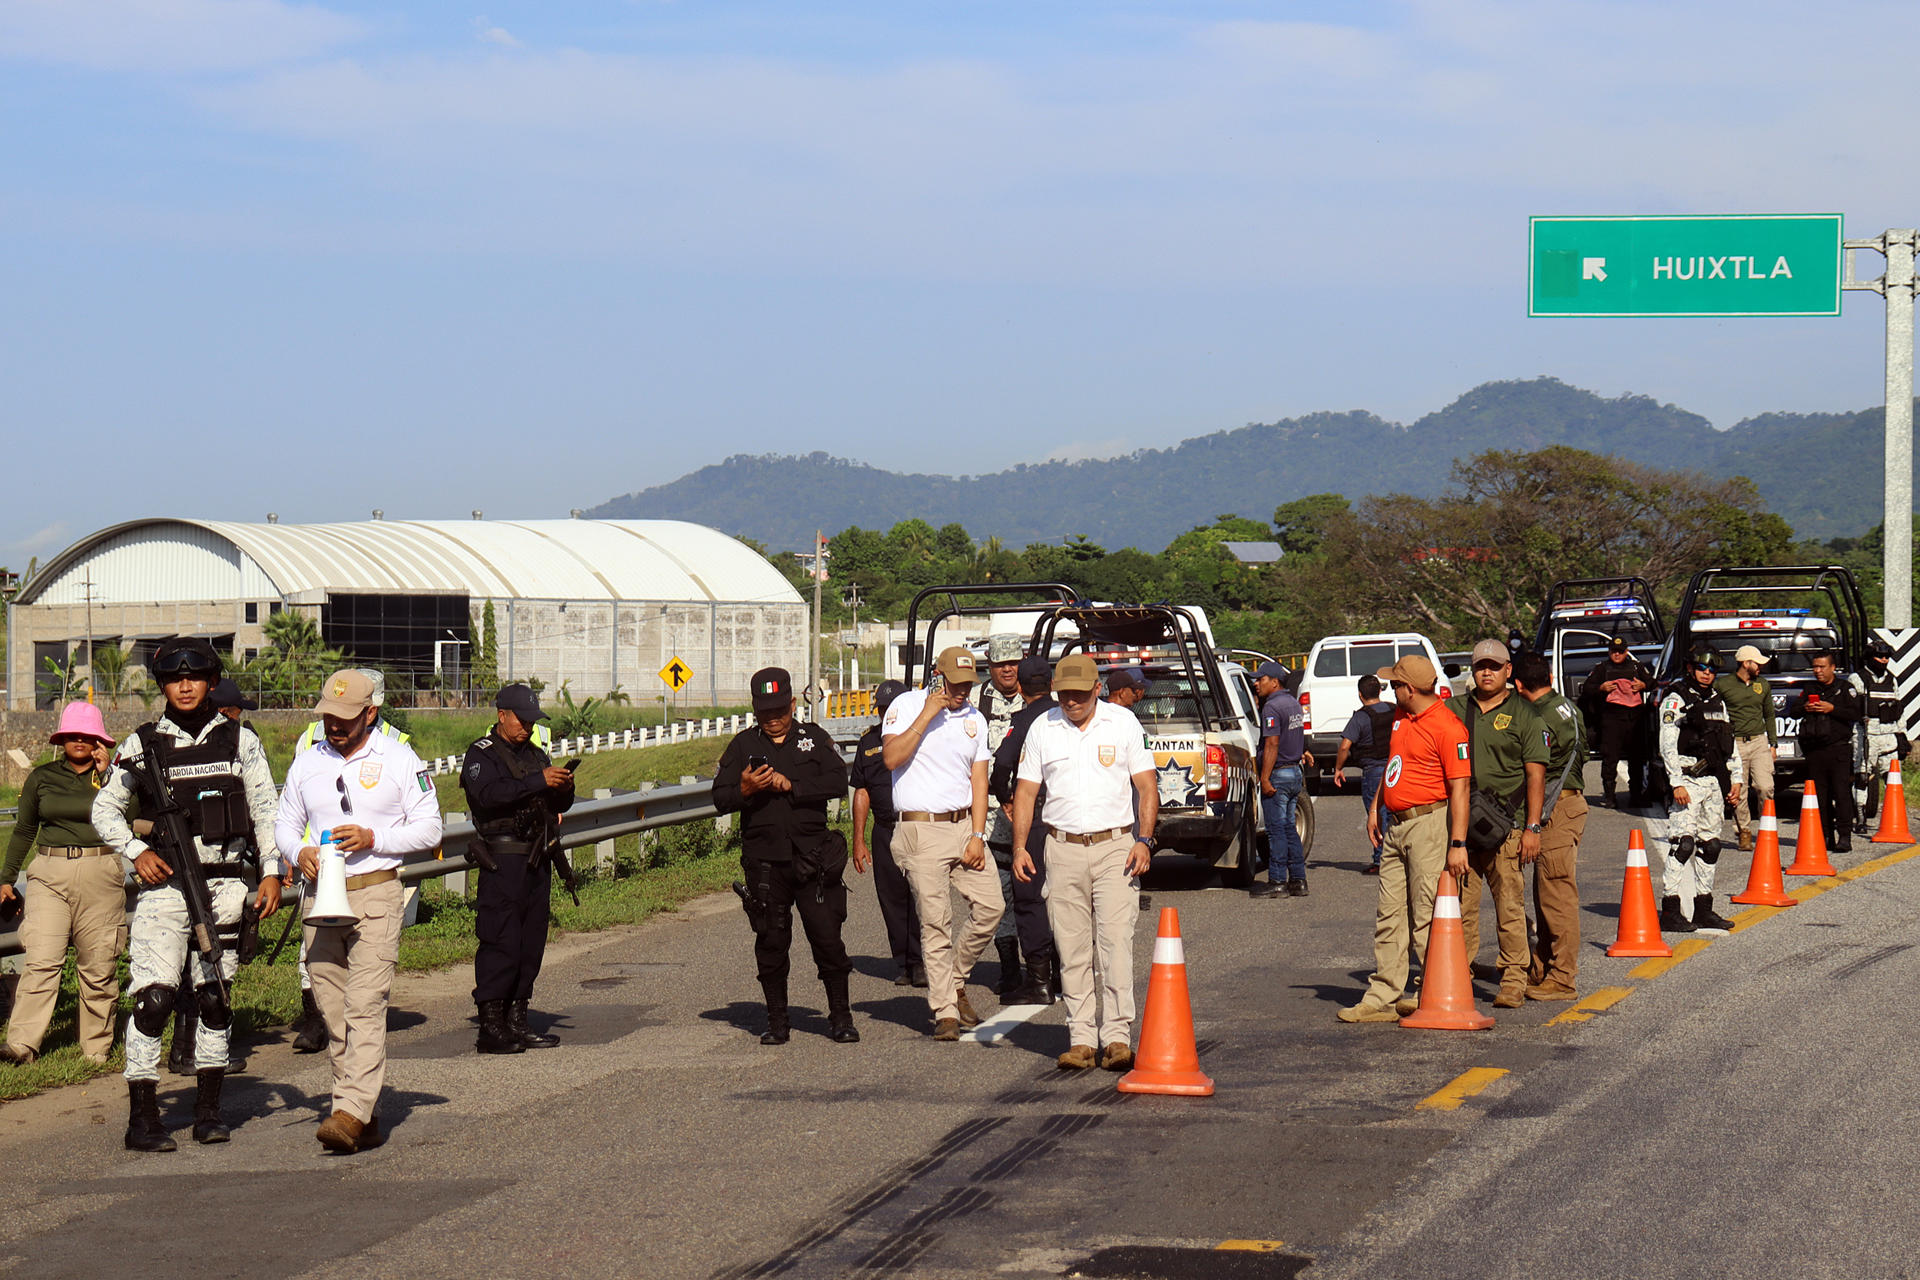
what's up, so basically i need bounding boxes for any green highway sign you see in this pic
[1529,214,1843,317]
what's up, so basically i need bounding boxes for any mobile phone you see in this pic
[747,755,770,771]
[562,758,583,772]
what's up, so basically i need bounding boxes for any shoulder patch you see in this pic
[417,771,433,793]
[1455,742,1469,761]
[1555,704,1573,720]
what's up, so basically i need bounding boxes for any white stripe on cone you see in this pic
[1802,791,1821,810]
[1627,846,1648,867]
[1760,814,1778,831]
[1434,895,1462,919]
[1152,936,1185,966]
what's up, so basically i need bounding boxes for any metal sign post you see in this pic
[1846,230,1918,630]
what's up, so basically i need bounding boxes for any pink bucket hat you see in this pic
[51,701,114,746]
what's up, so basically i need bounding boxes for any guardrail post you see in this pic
[637,781,657,863]
[444,813,468,896]
[593,788,615,875]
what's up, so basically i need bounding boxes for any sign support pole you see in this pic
[1846,230,1918,629]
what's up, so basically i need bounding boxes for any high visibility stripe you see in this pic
[1152,936,1185,966]
[1626,847,1648,867]
[1434,896,1461,919]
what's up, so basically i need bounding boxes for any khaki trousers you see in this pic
[1733,735,1775,837]
[1529,793,1585,989]
[305,878,405,1123]
[1461,829,1530,987]
[10,853,125,1059]
[1042,832,1139,1048]
[1360,807,1448,1010]
[894,820,1004,1022]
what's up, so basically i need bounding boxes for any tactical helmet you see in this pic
[148,636,223,681]
[1689,648,1720,673]
[1869,638,1895,661]
[874,679,908,714]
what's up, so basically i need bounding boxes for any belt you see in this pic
[1388,800,1445,821]
[344,869,398,891]
[37,845,112,859]
[1047,825,1132,845]
[898,809,968,823]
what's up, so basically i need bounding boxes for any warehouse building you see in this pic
[6,517,806,710]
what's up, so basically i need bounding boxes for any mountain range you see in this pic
[586,377,1906,551]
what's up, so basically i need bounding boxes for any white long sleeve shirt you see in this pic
[275,729,443,877]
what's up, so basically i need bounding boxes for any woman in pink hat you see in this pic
[1,702,123,1065]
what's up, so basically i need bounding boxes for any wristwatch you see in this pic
[1449,839,1467,849]
[970,830,988,842]
[1525,822,1543,834]
[1137,834,1158,851]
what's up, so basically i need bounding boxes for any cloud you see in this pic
[474,16,520,49]
[2,521,70,565]
[0,0,362,73]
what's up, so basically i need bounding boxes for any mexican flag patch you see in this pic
[1456,743,1469,761]
[417,771,432,793]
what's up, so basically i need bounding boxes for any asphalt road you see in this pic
[2,769,1915,1280]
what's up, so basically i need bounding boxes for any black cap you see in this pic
[750,667,794,713]
[494,684,546,723]
[211,678,257,711]
[1609,637,1630,653]
[1015,655,1051,693]
[1870,638,1895,659]
[874,678,908,713]
[1107,667,1149,692]
[149,636,223,680]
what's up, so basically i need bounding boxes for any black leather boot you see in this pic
[475,1000,525,1054]
[168,1007,197,1075]
[192,1069,230,1144]
[1008,950,1054,1006]
[994,937,1022,997]
[124,1080,176,1153]
[824,974,858,1044]
[508,1000,560,1049]
[291,989,328,1054]
[1659,895,1697,933]
[761,979,790,1045]
[1693,894,1735,934]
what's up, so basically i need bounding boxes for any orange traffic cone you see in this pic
[1607,829,1673,957]
[1873,759,1915,844]
[1732,798,1795,906]
[1400,870,1494,1030]
[1117,908,1215,1096]
[1785,780,1837,876]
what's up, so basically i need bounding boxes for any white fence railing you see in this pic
[421,714,757,777]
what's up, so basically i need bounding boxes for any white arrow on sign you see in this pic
[1582,257,1608,281]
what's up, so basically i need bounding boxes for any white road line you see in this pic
[961,1001,1053,1045]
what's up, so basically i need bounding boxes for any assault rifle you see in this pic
[130,736,231,1024]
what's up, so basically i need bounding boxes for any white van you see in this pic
[1297,632,1456,772]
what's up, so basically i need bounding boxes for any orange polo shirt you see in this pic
[1381,698,1471,812]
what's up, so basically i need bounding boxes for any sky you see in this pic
[6,0,1920,565]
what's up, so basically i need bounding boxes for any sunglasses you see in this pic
[335,774,354,815]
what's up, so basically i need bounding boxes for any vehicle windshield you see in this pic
[1691,628,1839,674]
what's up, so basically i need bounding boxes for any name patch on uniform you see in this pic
[1098,745,1117,767]
[359,760,383,788]
[964,720,978,738]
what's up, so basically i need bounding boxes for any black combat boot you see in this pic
[1659,895,1696,934]
[192,1068,230,1144]
[994,937,1023,997]
[1693,894,1735,935]
[760,979,790,1046]
[168,1007,197,1075]
[824,974,859,1044]
[124,1080,177,1153]
[507,1000,560,1049]
[291,989,328,1054]
[475,1000,525,1055]
[1007,950,1054,1006]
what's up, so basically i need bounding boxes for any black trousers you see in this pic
[991,829,1056,960]
[1599,706,1651,797]
[868,822,922,971]
[1803,743,1855,842]
[473,853,552,1004]
[745,854,852,991]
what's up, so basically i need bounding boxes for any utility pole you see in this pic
[81,568,97,703]
[809,531,824,722]
[1845,230,1918,628]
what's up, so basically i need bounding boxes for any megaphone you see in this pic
[304,830,357,927]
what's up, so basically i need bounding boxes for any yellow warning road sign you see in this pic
[659,656,694,690]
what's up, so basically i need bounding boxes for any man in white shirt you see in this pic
[883,647,1005,1040]
[1012,653,1158,1071]
[275,669,443,1154]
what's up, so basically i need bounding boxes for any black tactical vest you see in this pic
[136,718,251,842]
[1864,668,1902,723]
[1359,703,1395,764]
[1671,683,1734,763]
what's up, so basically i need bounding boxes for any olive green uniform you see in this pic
[1526,690,1587,993]
[1714,673,1776,841]
[1459,691,1550,991]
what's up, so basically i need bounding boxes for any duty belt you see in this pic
[898,809,968,823]
[1388,800,1446,822]
[37,844,113,859]
[1048,825,1131,845]
[344,869,398,892]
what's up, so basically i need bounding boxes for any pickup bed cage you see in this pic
[1663,565,1869,678]
[1533,576,1667,650]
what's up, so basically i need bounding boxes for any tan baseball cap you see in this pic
[1052,653,1100,692]
[1470,638,1511,665]
[1734,644,1767,665]
[1375,654,1439,691]
[935,646,978,684]
[314,668,375,718]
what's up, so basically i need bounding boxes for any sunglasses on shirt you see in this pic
[335,773,353,815]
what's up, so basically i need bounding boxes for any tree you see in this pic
[474,600,499,691]
[239,610,346,708]
[1272,494,1351,558]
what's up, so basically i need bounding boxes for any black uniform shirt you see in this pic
[1796,675,1863,751]
[991,695,1057,805]
[713,721,848,863]
[849,725,895,825]
[460,731,576,832]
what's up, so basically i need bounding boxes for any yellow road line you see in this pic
[1546,985,1634,1025]
[1629,937,1713,979]
[1216,1240,1288,1251]
[1727,904,1792,933]
[1415,1066,1509,1111]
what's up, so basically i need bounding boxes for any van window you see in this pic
[1397,642,1424,663]
[1347,641,1395,675]
[1313,648,1346,678]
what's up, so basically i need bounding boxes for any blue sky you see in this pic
[5,1,1919,562]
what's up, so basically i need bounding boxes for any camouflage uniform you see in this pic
[978,637,1028,944]
[1655,681,1744,924]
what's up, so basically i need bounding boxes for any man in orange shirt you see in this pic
[1338,655,1473,1023]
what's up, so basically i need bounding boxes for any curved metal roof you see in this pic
[19,518,802,606]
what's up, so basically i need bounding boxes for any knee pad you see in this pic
[195,983,232,1031]
[132,985,176,1037]
[1673,836,1696,865]
[1698,840,1722,866]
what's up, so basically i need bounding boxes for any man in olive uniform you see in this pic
[1852,638,1907,837]
[93,637,285,1151]
[1513,652,1586,1000]
[1657,650,1745,933]
[1714,645,1777,851]
[851,679,921,987]
[715,667,856,1045]
[1458,639,1547,1009]
[1797,650,1863,852]
[1579,638,1654,807]
[460,685,575,1054]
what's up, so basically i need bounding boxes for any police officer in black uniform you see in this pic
[1796,650,1864,852]
[714,667,855,1045]
[851,680,922,987]
[461,684,576,1054]
[989,655,1059,1004]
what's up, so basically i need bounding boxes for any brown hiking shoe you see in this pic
[316,1110,365,1153]
[931,1018,962,1042]
[1494,983,1526,1009]
[954,985,982,1029]
[1525,982,1578,1002]
[1394,996,1418,1016]
[1336,1001,1400,1023]
[1100,1043,1134,1072]
[1739,829,1755,851]
[1057,1044,1097,1070]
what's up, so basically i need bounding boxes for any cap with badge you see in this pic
[1052,653,1101,692]
[935,646,978,685]
[494,683,547,724]
[1253,660,1290,682]
[750,667,794,713]
[1470,638,1511,666]
[986,634,1025,664]
[1608,637,1630,654]
[314,668,376,718]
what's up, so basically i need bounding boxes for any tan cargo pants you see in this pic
[1732,735,1775,838]
[1461,829,1530,989]
[1042,832,1139,1049]
[305,878,405,1123]
[894,820,1004,1023]
[9,850,125,1060]
[1359,807,1449,1010]
[1528,791,1586,989]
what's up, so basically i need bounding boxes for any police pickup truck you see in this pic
[901,584,1308,888]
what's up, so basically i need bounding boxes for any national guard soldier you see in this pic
[979,634,1031,998]
[461,684,576,1054]
[851,680,922,987]
[1853,638,1907,837]
[715,667,856,1044]
[1656,650,1744,935]
[93,637,285,1152]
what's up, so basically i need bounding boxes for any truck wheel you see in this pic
[1296,792,1316,859]
[1221,807,1264,889]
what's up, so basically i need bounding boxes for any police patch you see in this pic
[1493,713,1512,731]
[1098,745,1117,767]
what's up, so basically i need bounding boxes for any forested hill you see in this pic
[586,378,1904,550]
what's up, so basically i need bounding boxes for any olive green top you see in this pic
[3,758,111,882]
[1713,672,1777,745]
[1530,689,1589,784]
[1463,688,1551,820]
